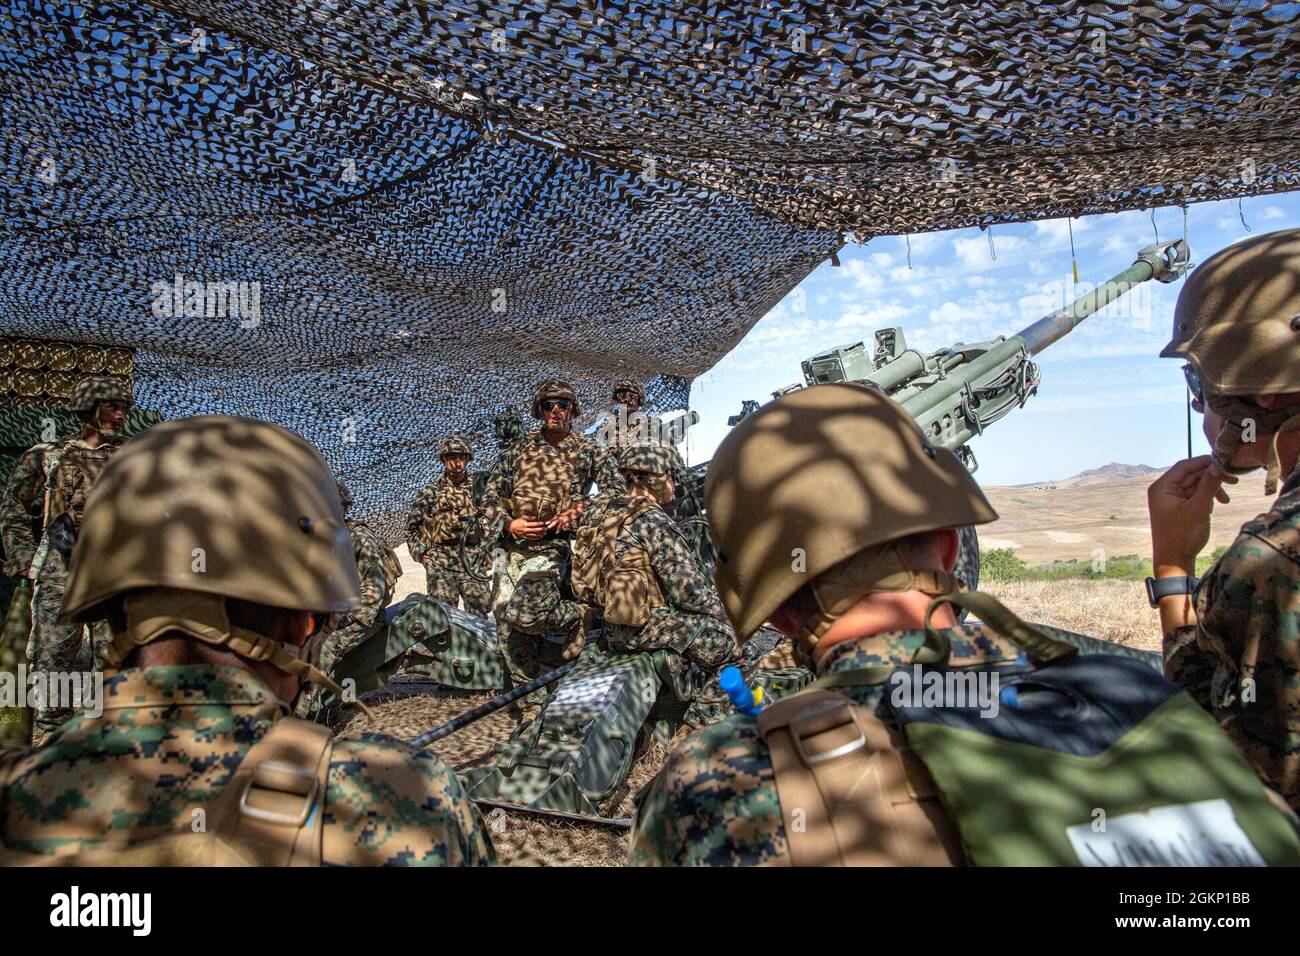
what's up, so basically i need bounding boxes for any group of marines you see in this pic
[1,229,1299,867]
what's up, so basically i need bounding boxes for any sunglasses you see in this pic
[539,398,572,412]
[1182,364,1204,405]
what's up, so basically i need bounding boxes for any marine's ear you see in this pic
[937,528,961,575]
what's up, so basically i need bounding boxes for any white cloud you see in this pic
[841,258,885,294]
[1261,205,1286,222]
[1033,217,1090,243]
[835,302,908,331]
[1101,233,1136,254]
[952,234,1027,268]
[869,252,893,268]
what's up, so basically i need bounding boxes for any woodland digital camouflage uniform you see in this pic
[481,428,623,685]
[581,491,741,728]
[0,435,120,733]
[1164,466,1300,811]
[317,517,393,678]
[0,665,495,866]
[629,621,1140,866]
[406,475,491,614]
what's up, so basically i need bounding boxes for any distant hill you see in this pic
[982,466,1268,564]
[1018,462,1164,490]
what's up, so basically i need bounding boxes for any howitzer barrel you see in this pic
[897,240,1190,433]
[1017,239,1190,355]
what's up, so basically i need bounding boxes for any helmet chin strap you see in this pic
[792,543,966,663]
[109,588,372,718]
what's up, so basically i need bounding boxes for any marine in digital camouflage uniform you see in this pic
[1,665,492,866]
[405,435,491,614]
[630,383,1163,866]
[577,445,740,729]
[0,376,132,740]
[631,620,1121,865]
[0,415,492,866]
[1148,229,1300,811]
[594,378,651,452]
[481,380,623,688]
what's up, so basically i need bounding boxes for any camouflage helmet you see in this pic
[68,374,132,413]
[61,415,362,624]
[704,383,996,643]
[618,444,675,476]
[335,478,354,510]
[439,435,474,460]
[1161,229,1300,493]
[1161,228,1300,395]
[493,408,525,447]
[530,379,581,419]
[612,378,645,404]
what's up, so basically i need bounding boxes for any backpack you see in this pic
[0,718,334,866]
[758,591,1300,867]
[570,497,665,625]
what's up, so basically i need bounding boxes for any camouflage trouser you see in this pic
[318,609,384,679]
[295,611,385,719]
[609,609,742,729]
[490,544,584,689]
[422,543,492,616]
[28,549,112,736]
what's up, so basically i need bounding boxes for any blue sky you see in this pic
[683,192,1300,486]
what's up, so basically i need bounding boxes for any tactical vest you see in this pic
[46,440,119,530]
[510,436,579,523]
[758,591,1300,867]
[0,717,334,866]
[571,497,665,627]
[430,479,476,546]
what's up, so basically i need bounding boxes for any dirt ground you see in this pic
[344,576,1157,866]
[981,473,1268,565]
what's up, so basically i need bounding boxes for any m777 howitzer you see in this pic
[685,240,1193,587]
[738,239,1190,467]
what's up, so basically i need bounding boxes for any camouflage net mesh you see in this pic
[1,0,1298,537]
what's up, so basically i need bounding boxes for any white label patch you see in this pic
[552,669,622,708]
[1067,799,1267,867]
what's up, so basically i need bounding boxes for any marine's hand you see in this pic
[508,517,548,540]
[545,504,584,533]
[1148,456,1236,574]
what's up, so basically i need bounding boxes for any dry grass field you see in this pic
[980,470,1268,565]
[359,550,1163,865]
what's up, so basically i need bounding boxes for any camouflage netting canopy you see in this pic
[2,0,1298,537]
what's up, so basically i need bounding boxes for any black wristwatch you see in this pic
[1145,575,1200,608]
